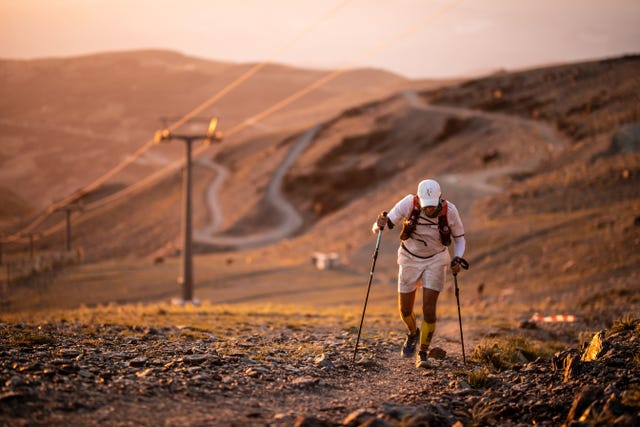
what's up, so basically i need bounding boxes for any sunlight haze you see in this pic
[0,0,638,78]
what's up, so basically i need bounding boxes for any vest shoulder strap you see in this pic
[412,194,420,213]
[440,200,448,217]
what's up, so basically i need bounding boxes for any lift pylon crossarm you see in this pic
[154,129,171,144]
[154,116,222,145]
[206,117,218,138]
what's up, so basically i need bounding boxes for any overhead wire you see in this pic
[4,0,353,244]
[41,0,468,237]
[9,0,467,245]
[214,0,467,139]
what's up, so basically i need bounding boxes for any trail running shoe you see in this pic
[401,328,420,358]
[416,350,429,369]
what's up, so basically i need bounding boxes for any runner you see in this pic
[372,179,467,368]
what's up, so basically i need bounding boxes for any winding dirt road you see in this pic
[193,126,319,249]
[193,92,567,247]
[193,158,229,238]
[401,91,567,225]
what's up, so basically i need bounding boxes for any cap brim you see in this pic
[419,197,439,207]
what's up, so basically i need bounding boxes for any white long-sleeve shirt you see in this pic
[386,194,466,260]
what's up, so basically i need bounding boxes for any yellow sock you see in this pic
[420,321,436,351]
[401,312,417,335]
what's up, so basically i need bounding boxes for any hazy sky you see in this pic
[1,0,638,78]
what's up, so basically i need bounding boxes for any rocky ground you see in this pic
[1,311,638,426]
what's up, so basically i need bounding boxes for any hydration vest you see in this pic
[399,195,451,246]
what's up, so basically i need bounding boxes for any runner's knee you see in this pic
[422,309,436,323]
[400,308,413,318]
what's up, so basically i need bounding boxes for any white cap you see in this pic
[417,179,441,207]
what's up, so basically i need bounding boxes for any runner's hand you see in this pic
[372,212,388,234]
[451,262,461,275]
[450,256,469,275]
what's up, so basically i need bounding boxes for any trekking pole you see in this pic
[353,212,386,361]
[452,257,469,364]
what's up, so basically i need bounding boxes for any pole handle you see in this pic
[451,256,469,270]
[451,256,469,276]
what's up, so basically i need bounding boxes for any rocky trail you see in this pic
[1,315,638,426]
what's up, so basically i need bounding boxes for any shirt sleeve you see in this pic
[447,202,466,258]
[387,194,415,227]
[446,202,465,238]
[453,235,466,258]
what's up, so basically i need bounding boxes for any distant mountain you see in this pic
[3,51,637,306]
[0,49,409,212]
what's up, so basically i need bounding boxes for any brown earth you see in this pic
[1,304,639,426]
[0,49,424,218]
[0,52,639,426]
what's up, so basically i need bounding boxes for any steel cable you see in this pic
[4,0,353,244]
[8,0,466,245]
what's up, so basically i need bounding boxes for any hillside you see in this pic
[418,55,640,324]
[0,49,409,215]
[0,187,32,225]
[0,55,636,288]
[1,53,639,426]
[0,53,636,324]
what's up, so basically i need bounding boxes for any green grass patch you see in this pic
[621,385,640,408]
[175,330,212,341]
[1,301,397,347]
[609,315,639,335]
[470,334,558,372]
[6,330,55,347]
[464,398,501,427]
[467,366,491,388]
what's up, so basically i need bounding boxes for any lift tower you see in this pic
[154,118,222,304]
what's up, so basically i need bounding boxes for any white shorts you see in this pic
[397,248,450,294]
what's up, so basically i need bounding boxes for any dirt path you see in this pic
[0,319,480,426]
[401,90,566,152]
[193,158,229,238]
[193,126,319,249]
[6,311,618,426]
[194,91,567,243]
[401,91,568,227]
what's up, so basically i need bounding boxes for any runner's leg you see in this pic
[398,288,417,334]
[420,289,439,351]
